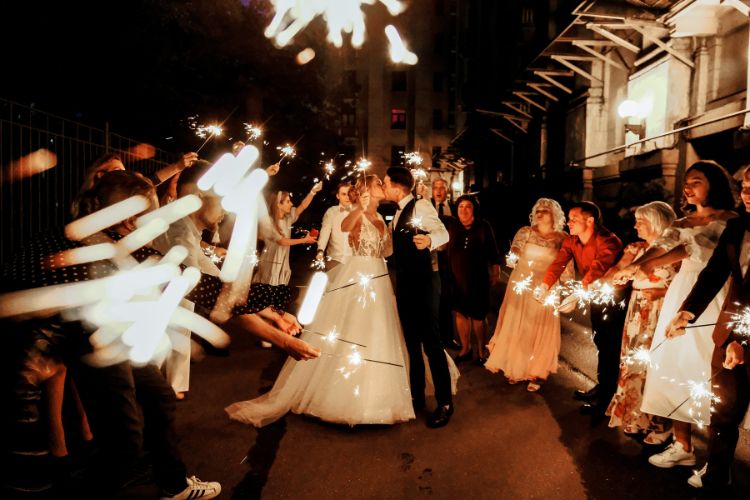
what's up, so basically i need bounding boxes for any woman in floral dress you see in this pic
[604,201,677,435]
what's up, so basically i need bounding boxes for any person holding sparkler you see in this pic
[664,166,750,494]
[486,198,568,391]
[601,201,677,435]
[70,151,198,218]
[227,175,418,427]
[613,161,737,467]
[444,195,502,365]
[253,184,322,286]
[153,161,319,361]
[315,180,354,270]
[383,167,455,428]
[537,201,625,416]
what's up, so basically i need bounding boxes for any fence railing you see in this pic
[0,98,178,262]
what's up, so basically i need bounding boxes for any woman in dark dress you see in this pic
[446,196,501,363]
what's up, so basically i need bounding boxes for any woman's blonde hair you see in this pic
[268,190,291,235]
[529,198,566,232]
[348,175,379,205]
[634,201,677,236]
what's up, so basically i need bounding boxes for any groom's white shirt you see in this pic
[391,194,449,252]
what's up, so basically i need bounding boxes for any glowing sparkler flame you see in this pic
[324,326,339,343]
[405,152,423,166]
[195,124,223,139]
[385,24,418,65]
[513,274,533,295]
[264,0,407,49]
[244,123,263,141]
[324,160,335,179]
[505,251,519,268]
[355,158,371,172]
[727,305,750,339]
[278,144,296,158]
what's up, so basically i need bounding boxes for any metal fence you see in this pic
[0,98,178,262]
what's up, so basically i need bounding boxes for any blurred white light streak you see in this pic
[65,196,150,241]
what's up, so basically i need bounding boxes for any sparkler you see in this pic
[324,160,335,180]
[243,123,263,141]
[355,272,377,308]
[405,152,423,166]
[310,256,327,271]
[264,0,407,49]
[302,326,366,348]
[355,157,371,173]
[278,144,296,159]
[195,124,224,153]
[512,274,533,295]
[505,251,519,268]
[384,24,418,65]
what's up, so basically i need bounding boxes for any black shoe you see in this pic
[573,385,599,402]
[454,350,473,363]
[444,339,462,350]
[427,404,454,428]
[412,398,426,412]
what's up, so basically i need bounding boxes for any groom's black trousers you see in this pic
[395,269,453,407]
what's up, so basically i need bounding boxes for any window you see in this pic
[432,109,443,130]
[342,112,355,128]
[391,145,405,166]
[391,108,407,129]
[433,72,444,92]
[447,110,455,129]
[391,71,407,91]
[522,7,534,26]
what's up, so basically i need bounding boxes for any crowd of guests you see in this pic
[480,160,749,497]
[3,146,750,498]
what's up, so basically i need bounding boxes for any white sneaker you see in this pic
[161,476,221,499]
[648,441,696,468]
[688,463,706,488]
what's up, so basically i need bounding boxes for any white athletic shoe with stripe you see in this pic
[161,476,221,499]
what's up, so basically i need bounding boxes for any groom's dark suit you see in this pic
[680,214,750,493]
[391,196,452,409]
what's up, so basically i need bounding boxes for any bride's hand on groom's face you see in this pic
[413,234,431,250]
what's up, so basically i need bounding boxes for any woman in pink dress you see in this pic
[485,198,569,392]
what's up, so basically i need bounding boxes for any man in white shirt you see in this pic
[384,167,454,428]
[315,181,353,270]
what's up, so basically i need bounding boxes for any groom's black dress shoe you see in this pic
[573,385,599,402]
[579,402,606,417]
[426,404,454,428]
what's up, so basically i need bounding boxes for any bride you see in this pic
[226,175,417,426]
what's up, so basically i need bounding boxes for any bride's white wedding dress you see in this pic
[227,214,456,427]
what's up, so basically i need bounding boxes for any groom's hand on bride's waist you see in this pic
[413,234,431,250]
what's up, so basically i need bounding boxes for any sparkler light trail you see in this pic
[264,0,407,49]
[384,24,418,65]
[512,273,534,295]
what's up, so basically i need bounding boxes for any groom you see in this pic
[383,167,454,428]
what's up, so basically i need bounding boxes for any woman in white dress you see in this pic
[253,184,321,286]
[227,175,420,426]
[614,161,737,468]
[485,198,570,392]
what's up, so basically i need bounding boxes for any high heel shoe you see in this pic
[454,350,473,363]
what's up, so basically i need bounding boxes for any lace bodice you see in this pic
[352,214,390,257]
[511,226,567,251]
[653,218,730,264]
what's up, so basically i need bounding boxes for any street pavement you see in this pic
[172,325,749,500]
